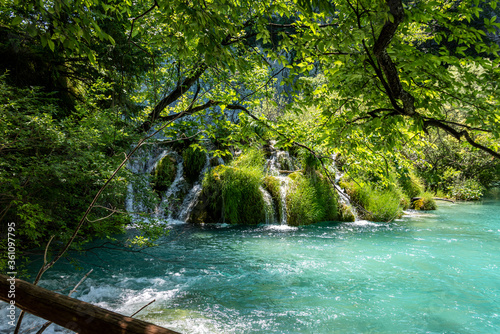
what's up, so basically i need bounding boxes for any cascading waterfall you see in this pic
[329,153,358,220]
[263,141,298,225]
[126,146,170,221]
[126,143,217,224]
[126,141,357,226]
[157,151,185,219]
[176,155,210,222]
[260,187,277,224]
[277,176,290,225]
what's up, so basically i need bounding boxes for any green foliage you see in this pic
[286,171,339,226]
[449,178,485,200]
[398,171,424,199]
[126,222,168,248]
[152,155,177,193]
[0,75,134,268]
[182,145,206,183]
[232,148,266,170]
[300,150,320,173]
[202,165,265,225]
[412,130,500,193]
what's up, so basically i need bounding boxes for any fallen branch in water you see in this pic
[411,197,455,203]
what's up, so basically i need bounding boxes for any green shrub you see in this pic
[286,171,339,226]
[152,155,177,193]
[448,178,485,200]
[399,196,411,210]
[183,145,207,183]
[344,181,403,222]
[399,171,424,199]
[300,150,321,173]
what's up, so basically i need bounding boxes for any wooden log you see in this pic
[0,274,181,334]
[411,197,455,203]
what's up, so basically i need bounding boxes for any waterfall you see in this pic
[277,176,290,225]
[126,141,224,225]
[329,153,358,220]
[149,151,185,219]
[263,142,298,225]
[126,141,357,226]
[260,187,277,224]
[176,155,210,222]
[126,146,170,222]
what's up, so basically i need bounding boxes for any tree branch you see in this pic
[423,118,500,159]
[139,63,208,132]
[127,1,159,42]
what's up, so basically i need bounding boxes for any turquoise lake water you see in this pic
[4,198,499,333]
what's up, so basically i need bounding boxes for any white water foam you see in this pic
[264,224,298,231]
[346,220,384,227]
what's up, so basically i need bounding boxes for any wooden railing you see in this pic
[0,274,181,334]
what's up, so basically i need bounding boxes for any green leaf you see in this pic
[48,39,55,52]
[12,17,23,25]
[27,24,37,37]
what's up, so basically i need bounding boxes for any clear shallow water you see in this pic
[3,199,499,333]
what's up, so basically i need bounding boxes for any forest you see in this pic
[1,0,500,332]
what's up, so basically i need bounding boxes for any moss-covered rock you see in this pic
[343,180,403,222]
[182,146,206,183]
[189,165,265,225]
[411,192,437,210]
[151,155,177,193]
[285,171,339,226]
[263,176,280,199]
[339,203,356,222]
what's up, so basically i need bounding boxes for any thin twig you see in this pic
[130,299,156,318]
[43,236,55,266]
